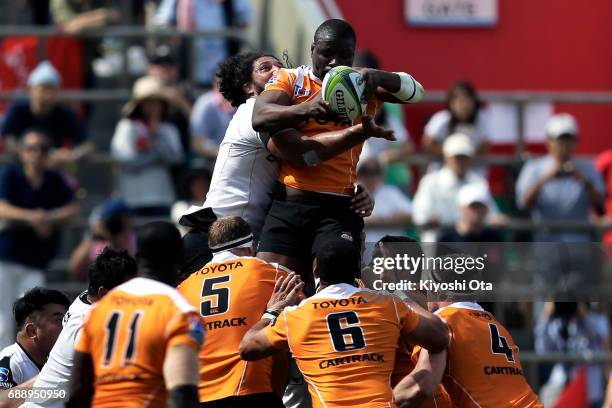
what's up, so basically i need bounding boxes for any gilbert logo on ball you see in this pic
[322,66,366,123]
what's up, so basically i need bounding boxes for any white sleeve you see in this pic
[424,110,450,141]
[412,175,434,225]
[387,186,412,214]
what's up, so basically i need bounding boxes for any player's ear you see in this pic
[97,286,109,299]
[24,321,37,339]
[311,42,315,55]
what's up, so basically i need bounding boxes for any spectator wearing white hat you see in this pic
[0,61,94,165]
[516,113,605,242]
[413,133,501,241]
[517,113,605,290]
[111,76,185,217]
[438,184,503,242]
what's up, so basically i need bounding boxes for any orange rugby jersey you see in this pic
[414,302,542,408]
[264,283,420,408]
[75,277,204,408]
[177,252,288,402]
[264,65,364,195]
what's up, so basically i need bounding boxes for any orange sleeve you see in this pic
[263,68,294,96]
[263,310,289,349]
[166,311,205,351]
[396,298,420,336]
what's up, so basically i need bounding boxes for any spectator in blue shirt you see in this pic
[0,129,78,348]
[516,113,605,242]
[0,61,94,166]
[516,113,605,289]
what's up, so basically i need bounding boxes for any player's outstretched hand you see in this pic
[351,184,375,217]
[267,273,304,314]
[362,115,395,141]
[299,95,333,120]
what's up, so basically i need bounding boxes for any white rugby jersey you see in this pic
[23,291,91,407]
[180,97,279,237]
[0,343,41,389]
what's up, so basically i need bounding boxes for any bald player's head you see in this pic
[208,216,254,256]
[136,221,183,283]
[311,19,357,79]
[314,19,356,44]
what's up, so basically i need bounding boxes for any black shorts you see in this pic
[200,393,284,408]
[257,186,364,261]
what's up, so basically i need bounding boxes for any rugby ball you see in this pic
[322,66,365,123]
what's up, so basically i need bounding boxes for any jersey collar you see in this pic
[312,283,359,299]
[210,251,238,264]
[435,301,483,315]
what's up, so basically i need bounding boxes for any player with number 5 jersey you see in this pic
[239,239,449,408]
[178,216,292,407]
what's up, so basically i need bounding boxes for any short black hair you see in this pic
[316,239,360,285]
[13,288,70,330]
[217,52,275,107]
[314,19,356,44]
[88,248,137,295]
[137,221,183,269]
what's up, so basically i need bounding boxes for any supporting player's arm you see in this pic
[357,69,425,104]
[67,351,95,408]
[266,115,394,167]
[402,301,449,354]
[164,344,200,408]
[393,348,447,408]
[252,90,330,132]
[240,273,303,361]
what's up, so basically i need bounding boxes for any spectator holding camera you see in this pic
[516,113,605,242]
[111,76,185,217]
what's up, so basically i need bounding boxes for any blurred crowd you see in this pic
[0,2,611,403]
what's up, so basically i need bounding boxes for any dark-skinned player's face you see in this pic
[311,38,355,79]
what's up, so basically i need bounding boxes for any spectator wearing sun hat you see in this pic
[413,133,500,241]
[111,75,185,217]
[0,61,94,165]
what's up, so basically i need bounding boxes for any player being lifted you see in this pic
[69,222,204,408]
[239,239,448,408]
[393,254,542,408]
[178,216,303,407]
[252,18,425,278]
[179,51,392,272]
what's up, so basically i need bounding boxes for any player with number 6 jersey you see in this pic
[239,239,449,408]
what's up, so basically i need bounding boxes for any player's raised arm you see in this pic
[163,344,200,408]
[266,115,394,167]
[67,351,95,408]
[393,348,447,408]
[239,273,304,360]
[357,68,425,104]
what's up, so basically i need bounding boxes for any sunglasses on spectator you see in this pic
[23,144,50,154]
